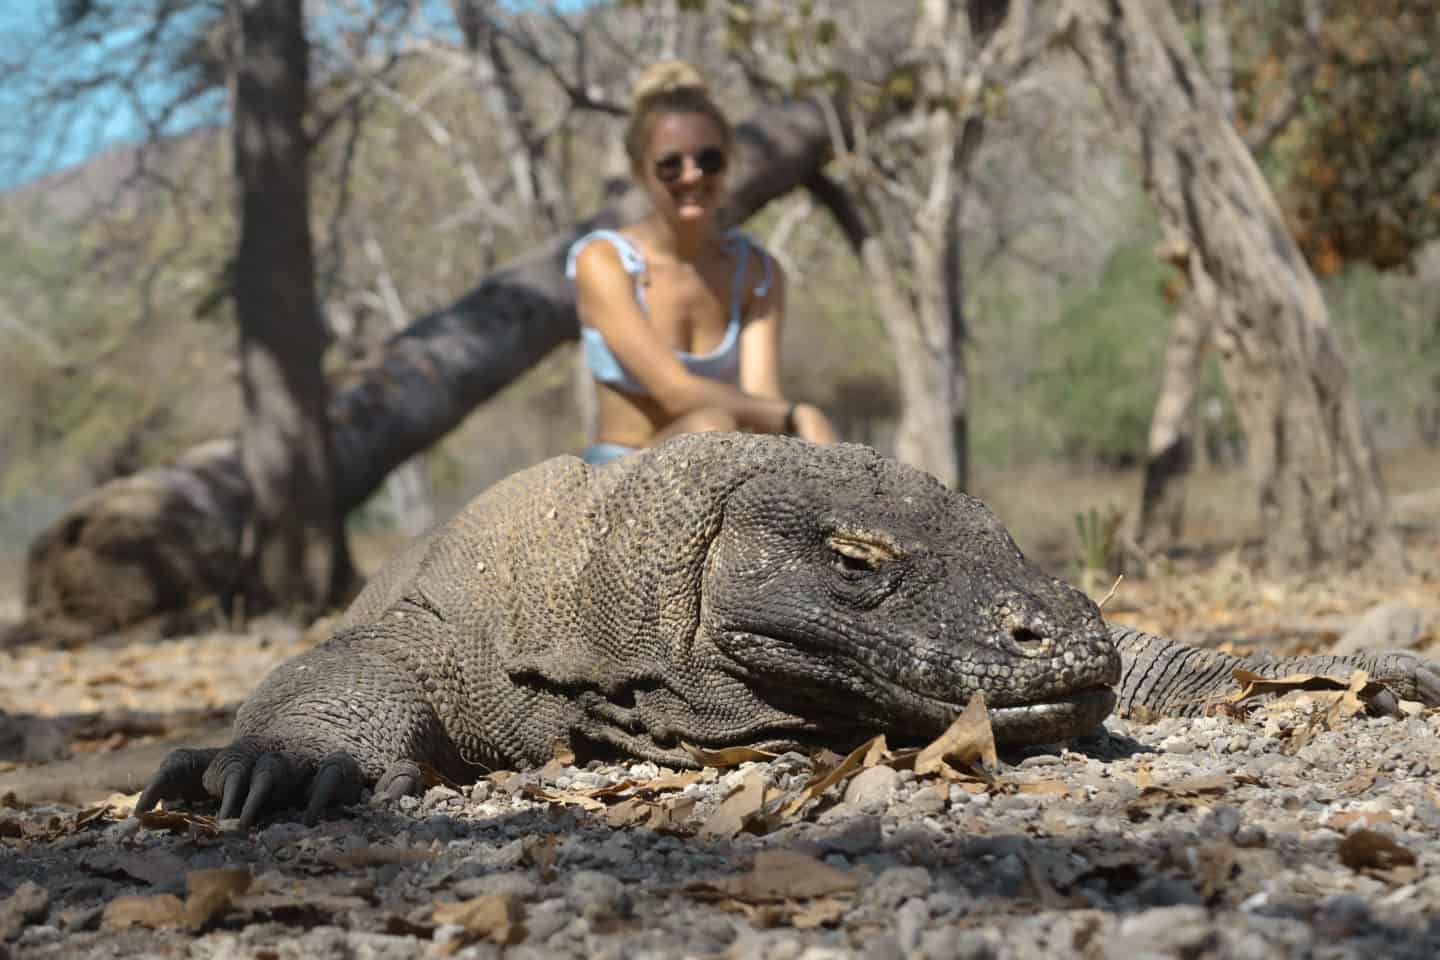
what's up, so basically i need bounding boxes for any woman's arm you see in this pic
[573,241,794,433]
[737,255,838,444]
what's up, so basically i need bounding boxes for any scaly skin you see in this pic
[137,433,1439,826]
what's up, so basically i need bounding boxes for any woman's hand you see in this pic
[789,402,839,444]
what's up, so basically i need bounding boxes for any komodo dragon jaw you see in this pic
[699,463,1121,748]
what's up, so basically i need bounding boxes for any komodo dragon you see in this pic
[136,433,1439,826]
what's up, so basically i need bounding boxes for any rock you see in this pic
[814,815,883,857]
[0,882,48,942]
[863,867,933,911]
[567,870,628,923]
[1331,603,1429,656]
[1112,905,1216,955]
[894,897,930,953]
[841,765,900,813]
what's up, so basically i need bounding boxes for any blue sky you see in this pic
[0,0,584,190]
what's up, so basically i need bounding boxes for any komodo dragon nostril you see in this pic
[1011,626,1044,648]
[1000,612,1053,656]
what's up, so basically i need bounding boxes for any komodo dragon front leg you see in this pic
[1109,624,1440,718]
[138,625,482,828]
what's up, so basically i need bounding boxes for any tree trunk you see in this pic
[19,98,845,641]
[231,0,353,617]
[1136,235,1214,548]
[1064,0,1404,573]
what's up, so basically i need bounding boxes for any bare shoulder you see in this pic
[572,236,629,285]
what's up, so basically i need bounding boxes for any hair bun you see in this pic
[631,60,709,109]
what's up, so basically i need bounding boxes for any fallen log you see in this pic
[17,97,841,642]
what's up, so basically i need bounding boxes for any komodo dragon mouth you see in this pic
[725,625,1121,749]
[858,664,1118,748]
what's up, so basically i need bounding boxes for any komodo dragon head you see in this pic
[688,436,1120,748]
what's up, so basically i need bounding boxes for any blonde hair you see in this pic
[624,60,733,173]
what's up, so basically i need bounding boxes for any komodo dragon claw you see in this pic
[136,740,392,827]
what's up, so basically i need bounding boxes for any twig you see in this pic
[1097,574,1125,612]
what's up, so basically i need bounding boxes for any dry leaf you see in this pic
[687,850,861,902]
[416,762,464,792]
[780,735,884,818]
[1339,829,1416,873]
[1338,769,1379,797]
[1323,671,1372,729]
[1016,780,1069,797]
[682,743,780,768]
[634,771,703,796]
[102,894,187,930]
[1134,763,1154,791]
[431,894,526,949]
[184,868,252,928]
[135,809,219,836]
[521,834,560,880]
[604,797,652,828]
[1231,668,1387,727]
[645,795,696,832]
[790,896,849,929]
[699,767,770,839]
[1127,773,1234,817]
[914,693,998,780]
[520,783,605,811]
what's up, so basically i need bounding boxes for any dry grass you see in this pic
[975,446,1440,572]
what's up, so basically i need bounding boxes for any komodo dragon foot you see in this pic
[136,741,430,828]
[137,627,474,827]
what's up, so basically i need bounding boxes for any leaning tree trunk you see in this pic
[231,0,353,617]
[17,98,845,642]
[1064,0,1404,573]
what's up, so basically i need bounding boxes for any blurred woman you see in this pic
[566,60,837,465]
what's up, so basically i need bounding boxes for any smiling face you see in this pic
[639,111,729,227]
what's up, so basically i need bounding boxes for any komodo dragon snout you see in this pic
[700,460,1121,748]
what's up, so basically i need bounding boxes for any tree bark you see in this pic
[1064,0,1403,573]
[19,98,845,640]
[1136,244,1214,548]
[231,0,353,617]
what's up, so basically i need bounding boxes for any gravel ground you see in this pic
[4,694,1440,959]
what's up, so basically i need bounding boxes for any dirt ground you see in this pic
[1,459,1438,958]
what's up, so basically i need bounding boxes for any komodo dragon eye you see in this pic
[826,533,900,575]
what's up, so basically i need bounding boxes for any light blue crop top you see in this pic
[565,229,774,395]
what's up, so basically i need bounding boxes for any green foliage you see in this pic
[1073,504,1125,595]
[1221,0,1440,272]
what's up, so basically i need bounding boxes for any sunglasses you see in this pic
[653,146,727,183]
